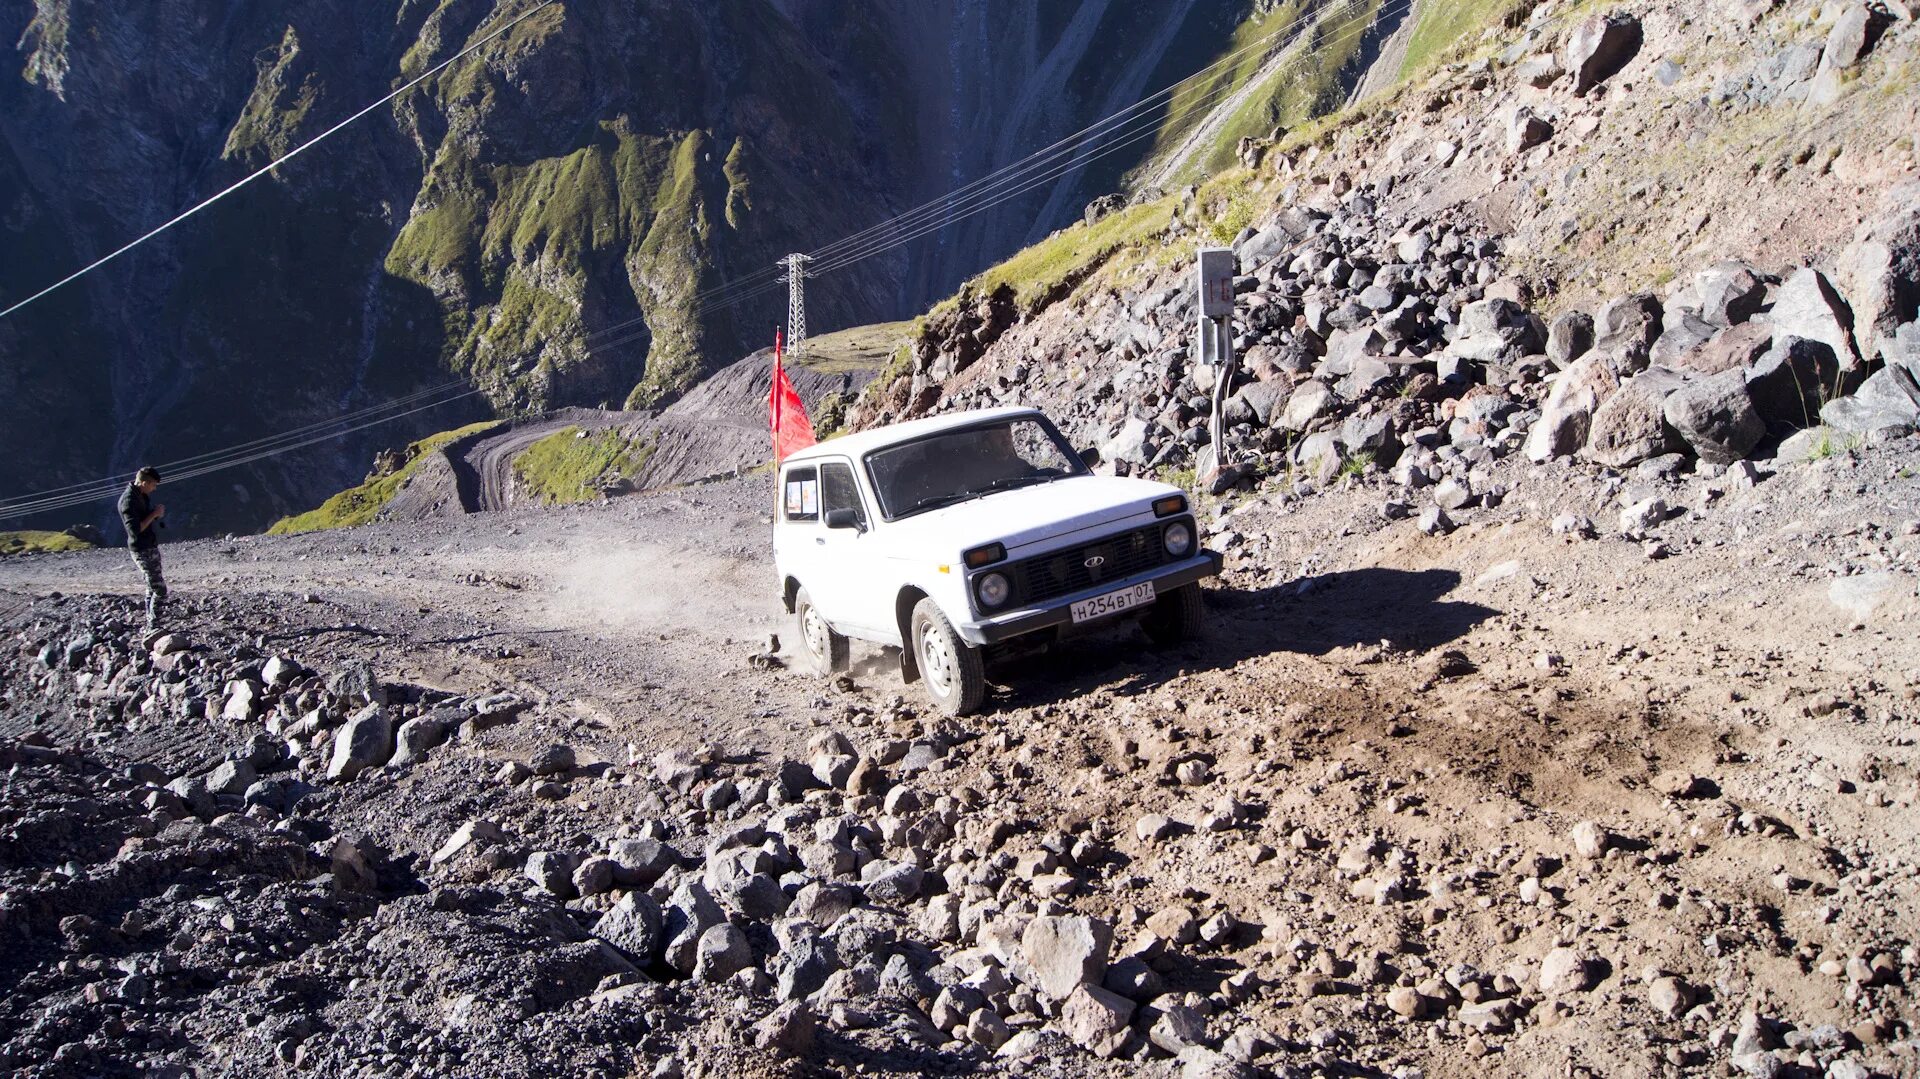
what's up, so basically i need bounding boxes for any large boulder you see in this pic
[1765,267,1861,371]
[1547,311,1595,367]
[1100,417,1153,466]
[661,880,728,975]
[1745,336,1841,429]
[1448,298,1545,364]
[1526,356,1620,461]
[1820,3,1895,73]
[1693,261,1769,327]
[390,714,450,767]
[1678,321,1773,375]
[1649,307,1719,368]
[1061,984,1136,1053]
[1585,367,1686,467]
[1021,916,1113,1000]
[1664,370,1766,463]
[1593,293,1664,372]
[1837,185,1920,362]
[1281,380,1336,431]
[1230,381,1289,426]
[1564,13,1643,94]
[1821,365,1920,436]
[327,705,393,781]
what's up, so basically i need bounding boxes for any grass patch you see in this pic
[795,322,915,375]
[1337,449,1376,480]
[949,198,1176,313]
[0,531,96,557]
[1398,0,1531,79]
[269,420,503,534]
[513,427,656,505]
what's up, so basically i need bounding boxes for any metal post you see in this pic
[1196,248,1237,479]
[779,253,813,354]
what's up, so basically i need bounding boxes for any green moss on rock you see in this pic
[268,420,503,534]
[512,426,655,504]
[0,531,96,557]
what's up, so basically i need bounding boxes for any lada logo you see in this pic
[1084,555,1107,569]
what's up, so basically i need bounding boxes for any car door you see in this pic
[776,462,822,606]
[814,458,882,635]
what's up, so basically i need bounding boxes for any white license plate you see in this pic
[1069,581,1156,623]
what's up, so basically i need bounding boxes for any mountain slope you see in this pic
[0,0,1440,536]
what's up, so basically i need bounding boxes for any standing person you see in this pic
[117,467,168,628]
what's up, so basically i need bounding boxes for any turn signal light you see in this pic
[964,543,1007,568]
[1153,495,1188,518]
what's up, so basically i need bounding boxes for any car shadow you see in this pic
[987,567,1499,713]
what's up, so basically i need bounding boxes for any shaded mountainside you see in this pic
[0,0,1449,537]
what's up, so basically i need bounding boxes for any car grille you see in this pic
[1004,521,1183,606]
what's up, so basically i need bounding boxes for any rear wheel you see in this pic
[794,587,849,675]
[1143,582,1206,645]
[910,598,986,716]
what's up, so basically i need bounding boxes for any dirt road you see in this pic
[3,443,1917,1077]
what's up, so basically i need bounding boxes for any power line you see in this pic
[690,0,1399,318]
[584,0,1382,348]
[0,0,1404,522]
[0,383,482,520]
[697,0,1406,316]
[0,0,560,323]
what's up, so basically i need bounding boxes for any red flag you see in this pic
[770,330,816,462]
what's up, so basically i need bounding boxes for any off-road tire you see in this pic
[910,598,986,716]
[1143,582,1206,645]
[794,587,849,675]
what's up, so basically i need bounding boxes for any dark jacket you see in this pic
[118,484,157,550]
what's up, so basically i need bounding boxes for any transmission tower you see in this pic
[779,253,813,354]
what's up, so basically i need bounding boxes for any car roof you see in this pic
[782,406,1044,466]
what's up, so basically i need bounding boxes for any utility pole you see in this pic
[779,253,813,355]
[1195,247,1237,483]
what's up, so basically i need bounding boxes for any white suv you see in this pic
[773,406,1221,715]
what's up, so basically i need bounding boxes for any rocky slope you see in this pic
[857,0,1920,504]
[1,0,1445,537]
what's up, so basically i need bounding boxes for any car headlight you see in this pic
[1163,521,1194,558]
[976,572,1011,609]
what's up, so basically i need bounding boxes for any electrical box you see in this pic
[1196,248,1236,319]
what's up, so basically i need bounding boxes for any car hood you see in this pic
[879,474,1178,555]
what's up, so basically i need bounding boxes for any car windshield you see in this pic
[866,416,1085,520]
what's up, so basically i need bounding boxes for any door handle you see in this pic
[815,537,826,545]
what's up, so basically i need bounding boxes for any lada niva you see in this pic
[773,406,1222,715]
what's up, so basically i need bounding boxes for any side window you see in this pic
[783,466,819,523]
[821,462,867,528]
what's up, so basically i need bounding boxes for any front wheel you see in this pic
[910,599,986,717]
[794,587,849,675]
[1142,582,1206,645]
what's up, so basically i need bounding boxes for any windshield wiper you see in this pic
[896,492,977,517]
[977,474,1055,495]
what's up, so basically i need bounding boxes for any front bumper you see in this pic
[957,550,1224,646]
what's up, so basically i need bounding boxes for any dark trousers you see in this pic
[130,546,167,624]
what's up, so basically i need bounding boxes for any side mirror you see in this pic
[1078,447,1100,467]
[825,507,863,531]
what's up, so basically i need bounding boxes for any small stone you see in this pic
[694,923,753,983]
[1570,819,1611,858]
[1539,947,1599,995]
[1061,984,1135,1051]
[530,744,575,776]
[752,1002,815,1056]
[524,850,579,898]
[1649,975,1693,1019]
[1386,986,1425,1018]
[1021,915,1113,999]
[1135,814,1176,842]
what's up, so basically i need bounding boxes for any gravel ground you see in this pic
[3,431,1916,1078]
